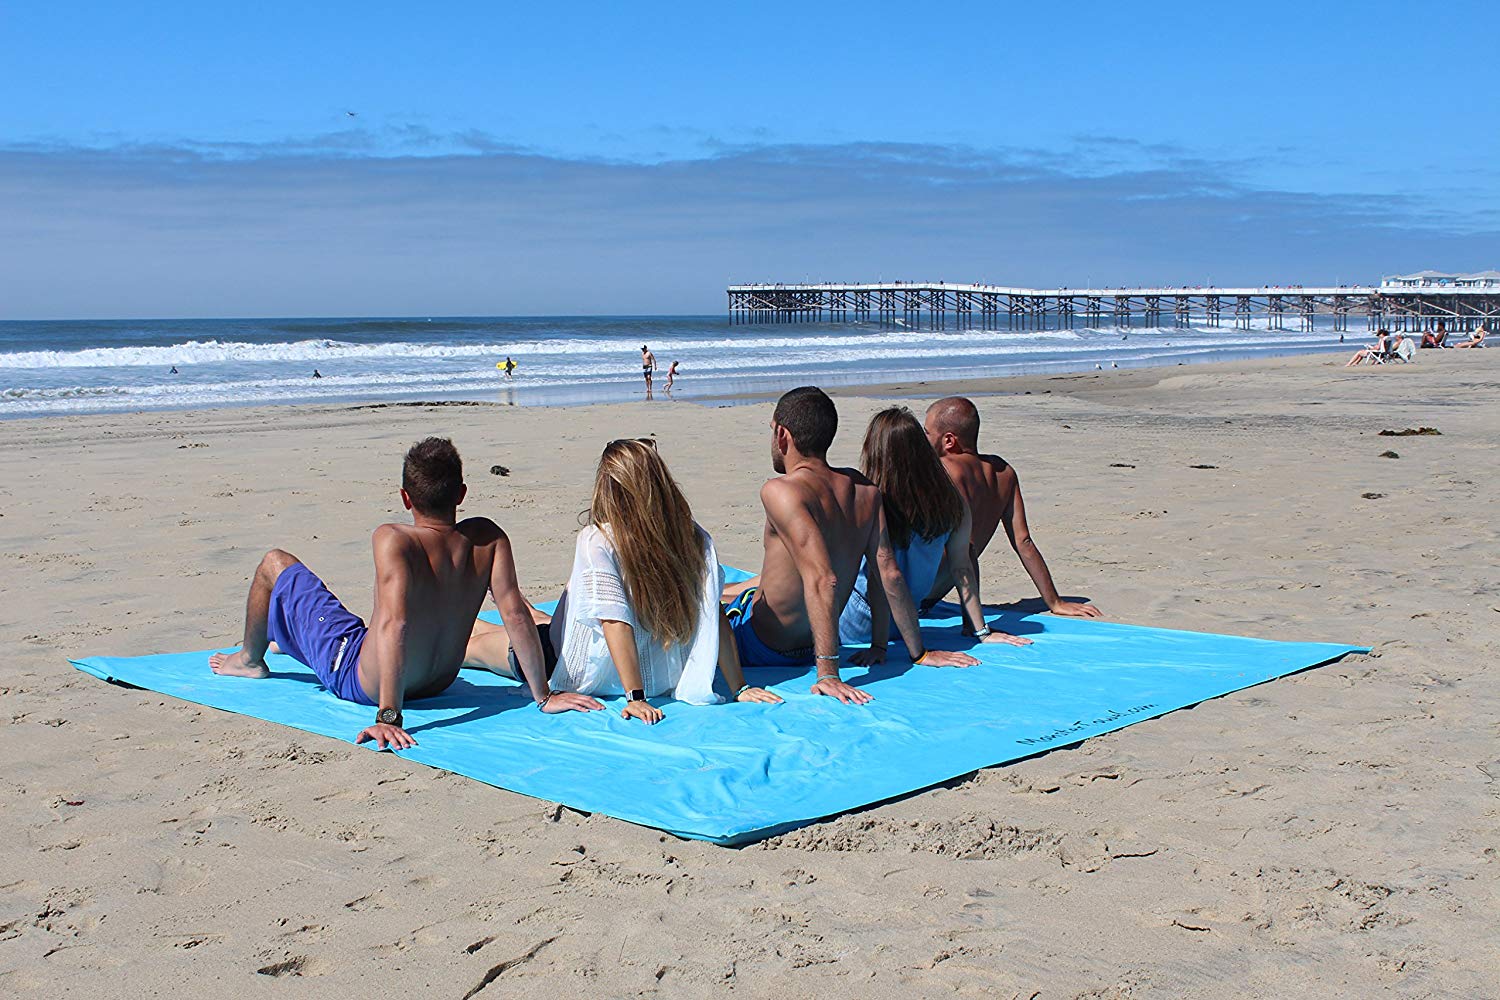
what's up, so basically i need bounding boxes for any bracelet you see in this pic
[913,650,931,665]
[973,626,993,639]
[537,691,554,711]
[814,653,840,662]
[733,684,750,699]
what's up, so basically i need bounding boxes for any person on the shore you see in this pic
[503,356,516,379]
[465,438,780,723]
[665,360,680,390]
[1346,330,1391,366]
[1420,323,1448,349]
[641,345,656,393]
[722,387,979,706]
[1454,325,1487,349]
[208,437,595,749]
[919,397,1102,620]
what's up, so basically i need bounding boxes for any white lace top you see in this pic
[548,523,725,704]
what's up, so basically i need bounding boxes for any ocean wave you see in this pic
[0,329,1103,370]
[0,323,1330,371]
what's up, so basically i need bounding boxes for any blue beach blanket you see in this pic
[70,582,1364,845]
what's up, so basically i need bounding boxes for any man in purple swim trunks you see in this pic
[209,437,598,748]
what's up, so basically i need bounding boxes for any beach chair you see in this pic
[1393,338,1417,363]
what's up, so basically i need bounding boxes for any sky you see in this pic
[1,0,1496,318]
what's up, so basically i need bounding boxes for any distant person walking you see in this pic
[641,345,657,394]
[503,356,516,379]
[665,360,680,390]
[312,369,323,379]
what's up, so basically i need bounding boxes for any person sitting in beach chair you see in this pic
[208,437,595,750]
[721,387,980,706]
[1392,333,1416,363]
[1346,330,1393,366]
[465,438,781,723]
[1420,322,1449,349]
[1454,325,1487,349]
[918,397,1101,620]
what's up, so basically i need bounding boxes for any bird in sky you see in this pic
[346,110,358,117]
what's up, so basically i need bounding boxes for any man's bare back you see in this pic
[938,450,1013,561]
[748,464,881,653]
[209,436,553,748]
[923,396,1101,618]
[357,518,510,702]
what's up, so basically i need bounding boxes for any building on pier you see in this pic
[1382,270,1500,289]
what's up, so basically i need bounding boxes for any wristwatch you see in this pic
[973,626,993,639]
[627,688,646,703]
[376,707,403,727]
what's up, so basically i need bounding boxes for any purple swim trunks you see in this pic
[267,563,374,706]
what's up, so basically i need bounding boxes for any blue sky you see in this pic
[2,1,1495,317]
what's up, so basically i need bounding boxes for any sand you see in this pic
[2,350,1497,998]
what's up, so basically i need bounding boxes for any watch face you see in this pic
[377,708,401,725]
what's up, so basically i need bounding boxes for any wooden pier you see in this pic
[726,281,1500,332]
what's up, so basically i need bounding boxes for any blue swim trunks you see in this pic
[267,562,374,706]
[725,588,814,668]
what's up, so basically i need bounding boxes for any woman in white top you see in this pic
[466,438,781,723]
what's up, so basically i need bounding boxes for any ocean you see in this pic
[0,315,1356,418]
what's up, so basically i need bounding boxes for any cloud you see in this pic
[0,139,1494,318]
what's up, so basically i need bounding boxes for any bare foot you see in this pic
[209,649,269,679]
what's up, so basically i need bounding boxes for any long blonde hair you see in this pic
[590,439,705,648]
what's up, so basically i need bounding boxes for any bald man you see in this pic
[921,397,1100,620]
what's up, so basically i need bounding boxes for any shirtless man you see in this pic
[208,437,597,749]
[921,397,1101,620]
[724,387,978,705]
[641,345,657,393]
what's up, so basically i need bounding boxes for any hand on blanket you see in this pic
[849,645,886,666]
[917,649,980,668]
[735,686,783,705]
[977,630,1033,646]
[810,675,873,705]
[356,722,416,750]
[541,692,605,714]
[1048,600,1102,619]
[621,699,665,725]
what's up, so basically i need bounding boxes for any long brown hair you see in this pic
[590,439,706,648]
[860,407,964,549]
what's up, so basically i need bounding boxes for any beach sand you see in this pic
[2,350,1496,998]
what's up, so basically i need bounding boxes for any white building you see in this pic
[1381,270,1500,289]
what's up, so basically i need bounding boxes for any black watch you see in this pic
[627,688,646,703]
[376,707,403,727]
